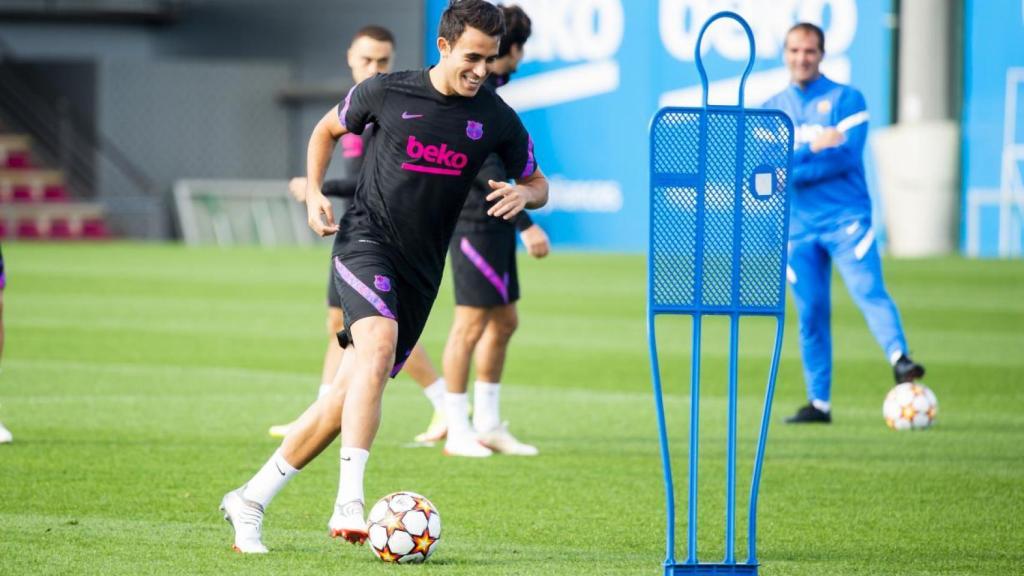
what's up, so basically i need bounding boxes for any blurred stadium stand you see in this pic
[0,0,421,241]
[0,0,1020,256]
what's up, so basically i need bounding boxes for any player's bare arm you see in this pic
[305,104,349,236]
[519,223,550,258]
[485,167,548,220]
[288,177,307,202]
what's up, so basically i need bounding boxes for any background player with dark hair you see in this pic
[763,23,925,424]
[441,3,549,457]
[220,0,548,553]
[270,25,448,441]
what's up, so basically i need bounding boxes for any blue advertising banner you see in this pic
[962,0,1024,257]
[424,0,893,251]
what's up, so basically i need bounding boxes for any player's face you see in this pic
[348,36,394,84]
[438,26,500,97]
[783,30,823,87]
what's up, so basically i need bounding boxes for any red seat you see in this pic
[82,218,110,239]
[43,185,69,202]
[5,151,31,169]
[50,218,74,239]
[0,220,7,239]
[12,185,34,202]
[16,218,41,239]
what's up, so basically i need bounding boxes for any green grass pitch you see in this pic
[0,242,1022,575]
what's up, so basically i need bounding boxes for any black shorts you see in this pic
[449,230,519,307]
[330,249,434,378]
[326,260,341,309]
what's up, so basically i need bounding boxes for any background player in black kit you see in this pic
[270,26,449,443]
[220,0,548,553]
[441,4,550,458]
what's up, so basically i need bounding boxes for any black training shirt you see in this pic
[333,69,537,294]
[455,74,534,234]
[322,126,374,199]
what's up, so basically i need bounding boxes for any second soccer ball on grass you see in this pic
[883,382,938,430]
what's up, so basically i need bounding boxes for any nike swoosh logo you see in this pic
[401,112,423,120]
[340,456,351,462]
[274,462,286,476]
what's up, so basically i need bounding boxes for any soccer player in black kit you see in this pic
[441,4,550,458]
[221,0,548,553]
[270,26,449,443]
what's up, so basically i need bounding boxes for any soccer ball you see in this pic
[367,491,441,563]
[883,382,938,430]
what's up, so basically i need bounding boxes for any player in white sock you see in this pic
[443,390,491,457]
[441,4,546,459]
[220,449,298,553]
[414,376,450,443]
[223,2,548,553]
[267,27,445,441]
[328,447,370,539]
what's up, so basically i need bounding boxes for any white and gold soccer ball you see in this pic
[883,382,938,430]
[367,491,441,563]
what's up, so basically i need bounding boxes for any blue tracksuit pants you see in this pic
[787,218,908,402]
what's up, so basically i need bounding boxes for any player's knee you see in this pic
[491,312,518,340]
[451,315,488,346]
[355,329,397,375]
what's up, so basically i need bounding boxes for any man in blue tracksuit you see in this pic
[763,23,925,424]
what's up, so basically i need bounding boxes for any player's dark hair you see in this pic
[352,25,396,47]
[438,0,506,46]
[497,4,531,58]
[786,22,825,52]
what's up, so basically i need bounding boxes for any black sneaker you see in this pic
[785,403,832,424]
[893,355,925,384]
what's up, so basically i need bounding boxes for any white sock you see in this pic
[336,447,369,506]
[811,399,832,413]
[318,383,332,400]
[423,378,446,412]
[472,381,501,432]
[445,392,472,436]
[889,350,904,366]
[242,449,299,508]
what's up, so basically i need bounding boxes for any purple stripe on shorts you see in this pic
[333,257,396,320]
[521,136,536,178]
[389,348,412,378]
[338,85,357,129]
[459,237,509,304]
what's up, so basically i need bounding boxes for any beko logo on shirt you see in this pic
[402,135,468,176]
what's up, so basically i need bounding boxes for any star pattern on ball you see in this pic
[383,508,406,537]
[414,497,434,518]
[377,547,398,563]
[413,532,434,554]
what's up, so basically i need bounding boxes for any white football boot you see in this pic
[477,422,538,456]
[0,421,11,444]
[328,499,368,544]
[443,431,493,458]
[413,410,447,444]
[220,488,268,553]
[267,421,293,439]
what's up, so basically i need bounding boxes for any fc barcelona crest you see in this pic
[466,120,484,141]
